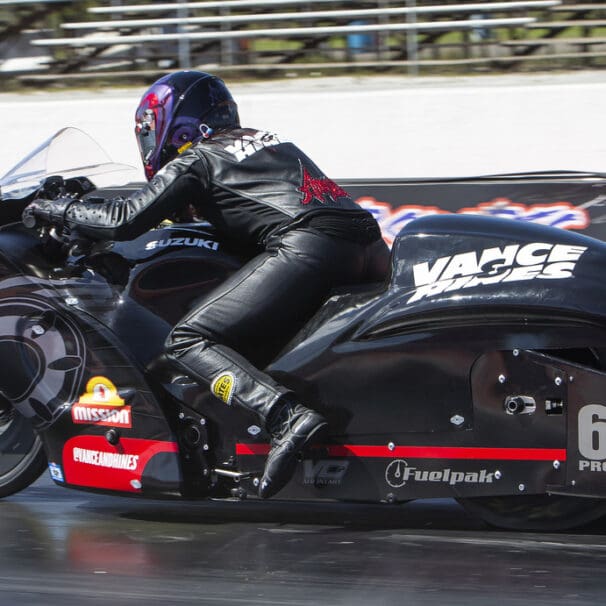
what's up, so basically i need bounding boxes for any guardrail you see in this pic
[60,3,563,31]
[84,0,558,15]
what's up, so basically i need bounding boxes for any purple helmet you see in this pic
[135,71,240,180]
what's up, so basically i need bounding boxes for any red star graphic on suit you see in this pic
[298,167,350,205]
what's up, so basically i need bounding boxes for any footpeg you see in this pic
[213,468,261,480]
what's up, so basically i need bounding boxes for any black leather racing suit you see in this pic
[63,128,390,425]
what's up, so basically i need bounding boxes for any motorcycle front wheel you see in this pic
[0,403,47,497]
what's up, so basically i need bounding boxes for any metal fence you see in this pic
[5,1,606,82]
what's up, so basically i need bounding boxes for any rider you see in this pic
[23,71,391,498]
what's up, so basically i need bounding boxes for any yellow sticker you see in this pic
[177,141,193,154]
[78,376,125,407]
[211,373,235,405]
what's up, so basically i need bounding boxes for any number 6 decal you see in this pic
[578,405,606,460]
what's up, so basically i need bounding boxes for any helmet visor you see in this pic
[134,83,174,178]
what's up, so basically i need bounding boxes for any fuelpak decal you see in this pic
[385,460,494,488]
[357,197,591,246]
[63,435,179,493]
[71,376,132,428]
[407,242,587,304]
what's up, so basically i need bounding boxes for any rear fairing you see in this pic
[231,215,606,501]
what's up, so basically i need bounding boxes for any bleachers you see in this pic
[0,0,81,76]
[6,1,606,82]
[498,3,606,65]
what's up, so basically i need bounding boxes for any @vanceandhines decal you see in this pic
[407,242,587,304]
[62,435,179,493]
[71,376,132,428]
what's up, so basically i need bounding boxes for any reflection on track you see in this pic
[1,475,606,606]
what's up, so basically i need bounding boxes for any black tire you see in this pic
[457,494,606,532]
[0,409,47,498]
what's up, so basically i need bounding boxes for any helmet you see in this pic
[134,71,240,180]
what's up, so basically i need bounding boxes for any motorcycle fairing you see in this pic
[385,214,606,325]
[4,204,606,501]
[233,215,606,501]
[235,348,606,502]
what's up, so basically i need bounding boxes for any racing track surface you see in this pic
[2,72,606,604]
[1,475,606,606]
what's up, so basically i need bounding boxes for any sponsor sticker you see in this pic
[71,404,132,428]
[48,462,64,482]
[407,242,587,304]
[78,376,125,407]
[385,459,494,488]
[223,131,282,162]
[73,447,139,471]
[577,404,606,472]
[211,372,236,405]
[145,237,219,251]
[62,435,179,493]
[71,376,132,428]
[303,459,349,486]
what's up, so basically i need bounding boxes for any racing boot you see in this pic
[165,337,328,498]
[259,402,327,499]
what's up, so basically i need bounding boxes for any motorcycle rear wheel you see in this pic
[457,494,606,531]
[0,406,47,498]
[458,347,606,531]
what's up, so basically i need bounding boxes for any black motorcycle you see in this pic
[2,127,606,531]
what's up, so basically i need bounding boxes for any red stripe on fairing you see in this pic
[236,443,566,461]
[237,443,271,455]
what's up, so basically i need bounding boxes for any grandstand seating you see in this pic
[3,1,606,82]
[0,0,65,73]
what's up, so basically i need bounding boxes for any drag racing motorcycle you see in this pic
[2,127,606,531]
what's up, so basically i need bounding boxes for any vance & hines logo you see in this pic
[407,242,587,304]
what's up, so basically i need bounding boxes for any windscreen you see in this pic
[0,127,139,201]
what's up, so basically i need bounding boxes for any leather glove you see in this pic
[22,196,75,230]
